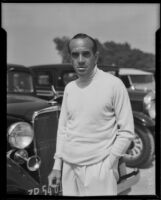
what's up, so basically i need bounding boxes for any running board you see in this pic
[117,169,140,195]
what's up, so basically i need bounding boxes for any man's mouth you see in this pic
[77,68,87,72]
[77,66,86,70]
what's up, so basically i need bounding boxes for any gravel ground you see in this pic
[128,160,155,195]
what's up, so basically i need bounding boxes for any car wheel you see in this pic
[124,125,154,168]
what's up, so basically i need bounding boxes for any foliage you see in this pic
[53,36,155,71]
[53,37,71,63]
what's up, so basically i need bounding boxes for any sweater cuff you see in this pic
[53,158,62,170]
[108,153,119,168]
[111,137,132,157]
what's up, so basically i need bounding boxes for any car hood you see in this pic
[7,94,52,121]
[127,88,149,100]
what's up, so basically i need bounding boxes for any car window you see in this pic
[63,72,78,86]
[36,72,52,86]
[7,71,34,93]
[57,71,78,87]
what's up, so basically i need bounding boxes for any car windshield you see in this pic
[7,71,34,94]
[130,75,154,84]
[129,74,155,91]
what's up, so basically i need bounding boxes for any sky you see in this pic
[2,3,160,66]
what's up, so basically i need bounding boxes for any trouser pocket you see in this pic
[112,160,119,182]
[104,156,119,182]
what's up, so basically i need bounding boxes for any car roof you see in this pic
[29,63,73,70]
[7,63,30,72]
[119,68,153,75]
[29,63,119,71]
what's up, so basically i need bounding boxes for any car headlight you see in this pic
[144,92,155,120]
[148,100,155,120]
[7,122,34,149]
[144,95,152,105]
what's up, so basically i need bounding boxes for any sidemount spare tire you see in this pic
[124,125,154,168]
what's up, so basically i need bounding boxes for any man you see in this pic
[48,33,134,196]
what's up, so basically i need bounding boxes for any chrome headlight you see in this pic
[148,100,155,119]
[144,92,155,120]
[7,122,34,149]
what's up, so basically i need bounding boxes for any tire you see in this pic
[124,125,154,168]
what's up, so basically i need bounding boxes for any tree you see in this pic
[53,37,71,63]
[53,36,155,71]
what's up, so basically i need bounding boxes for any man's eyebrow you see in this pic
[71,52,79,55]
[71,50,90,53]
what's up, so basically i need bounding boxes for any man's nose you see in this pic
[78,54,85,63]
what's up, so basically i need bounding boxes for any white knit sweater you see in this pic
[53,68,134,170]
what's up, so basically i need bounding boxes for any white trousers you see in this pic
[62,156,119,196]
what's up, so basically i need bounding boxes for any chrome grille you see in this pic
[32,105,60,185]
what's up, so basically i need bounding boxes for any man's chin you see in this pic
[77,68,87,74]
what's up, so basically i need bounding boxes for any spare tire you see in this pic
[124,125,154,168]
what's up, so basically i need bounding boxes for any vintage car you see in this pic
[29,64,155,168]
[7,64,140,195]
[118,68,155,120]
[118,68,155,167]
[118,68,155,92]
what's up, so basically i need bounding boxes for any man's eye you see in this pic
[82,52,90,57]
[71,51,91,58]
[71,53,79,58]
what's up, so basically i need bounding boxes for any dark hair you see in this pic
[67,33,98,55]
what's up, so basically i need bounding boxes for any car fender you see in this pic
[7,157,40,194]
[133,111,155,136]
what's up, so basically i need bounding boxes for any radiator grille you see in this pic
[33,108,59,185]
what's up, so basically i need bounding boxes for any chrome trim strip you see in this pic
[37,93,54,96]
[36,90,53,93]
[36,90,54,96]
[32,105,60,123]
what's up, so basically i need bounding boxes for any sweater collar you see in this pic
[76,65,98,88]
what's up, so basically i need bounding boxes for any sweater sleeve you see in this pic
[53,86,68,170]
[109,78,135,164]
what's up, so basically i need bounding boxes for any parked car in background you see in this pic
[101,67,155,168]
[119,68,155,120]
[118,68,155,92]
[118,68,155,168]
[7,64,140,195]
[30,64,155,168]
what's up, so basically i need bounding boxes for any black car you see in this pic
[30,64,155,168]
[7,64,60,195]
[7,64,140,195]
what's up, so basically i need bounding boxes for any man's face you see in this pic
[69,38,98,77]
